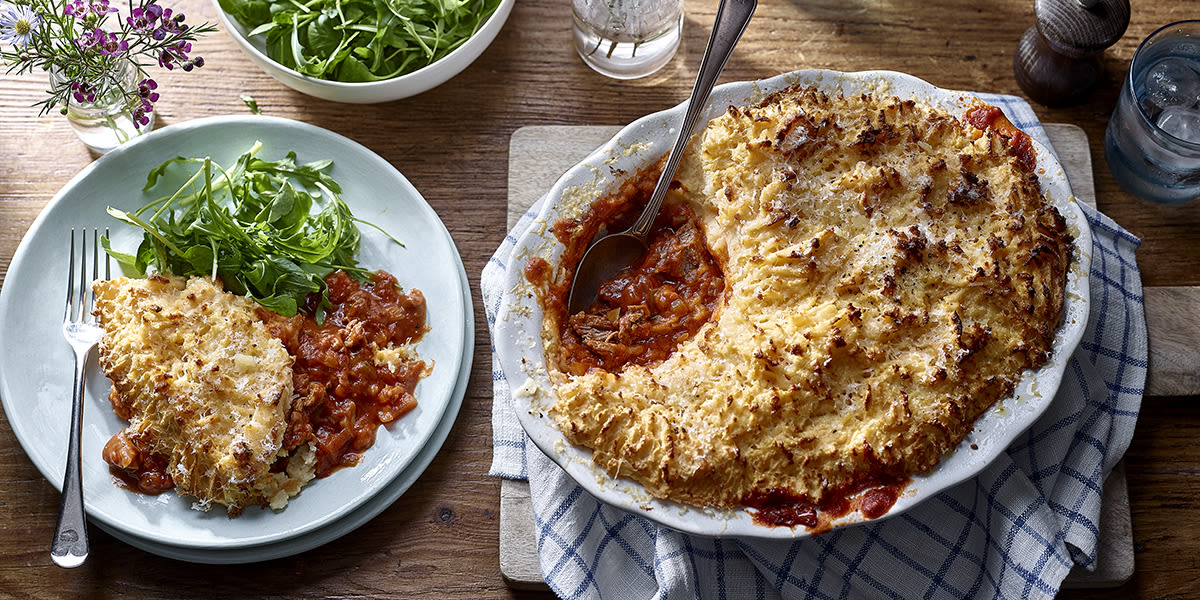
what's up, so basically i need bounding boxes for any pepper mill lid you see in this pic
[1037,0,1130,57]
[1014,0,1131,106]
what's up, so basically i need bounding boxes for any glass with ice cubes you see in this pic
[1105,21,1200,205]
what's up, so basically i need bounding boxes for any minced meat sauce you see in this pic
[744,476,905,531]
[262,270,428,477]
[103,269,428,494]
[527,165,727,377]
[558,204,725,375]
[963,105,1037,173]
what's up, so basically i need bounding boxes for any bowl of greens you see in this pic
[214,0,512,103]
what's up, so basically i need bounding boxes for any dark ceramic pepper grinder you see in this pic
[1013,0,1130,107]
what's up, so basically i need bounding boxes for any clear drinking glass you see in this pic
[572,0,684,80]
[1104,20,1200,205]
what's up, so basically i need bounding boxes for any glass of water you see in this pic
[572,0,684,79]
[1105,21,1200,205]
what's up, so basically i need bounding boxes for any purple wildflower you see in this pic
[88,0,118,16]
[131,98,154,129]
[75,28,129,56]
[98,30,127,56]
[127,3,165,32]
[153,7,187,37]
[137,78,160,103]
[73,27,103,49]
[157,40,190,69]
[129,79,159,129]
[126,9,153,31]
[75,28,126,54]
[70,80,98,103]
[63,0,88,17]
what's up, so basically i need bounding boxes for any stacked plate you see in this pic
[0,116,473,563]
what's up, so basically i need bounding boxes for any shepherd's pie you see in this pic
[532,85,1073,527]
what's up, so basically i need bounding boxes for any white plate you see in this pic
[0,115,470,551]
[493,70,1093,539]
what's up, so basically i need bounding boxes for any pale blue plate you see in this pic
[0,115,472,555]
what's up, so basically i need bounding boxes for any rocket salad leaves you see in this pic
[105,141,398,319]
[217,0,502,82]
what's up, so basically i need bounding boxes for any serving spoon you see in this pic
[566,0,757,315]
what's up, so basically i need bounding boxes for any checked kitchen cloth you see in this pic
[485,94,1147,600]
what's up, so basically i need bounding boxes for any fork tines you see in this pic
[66,228,110,324]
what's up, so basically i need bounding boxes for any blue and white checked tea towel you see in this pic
[485,94,1147,600]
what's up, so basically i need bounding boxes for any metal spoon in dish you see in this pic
[566,0,756,315]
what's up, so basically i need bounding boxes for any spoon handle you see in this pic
[628,0,757,239]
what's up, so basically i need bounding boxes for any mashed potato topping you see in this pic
[537,85,1072,527]
[94,275,311,515]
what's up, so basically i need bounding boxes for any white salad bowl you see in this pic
[212,0,514,103]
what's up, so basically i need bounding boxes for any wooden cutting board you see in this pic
[499,123,1200,591]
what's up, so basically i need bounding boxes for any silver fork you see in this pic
[51,228,108,568]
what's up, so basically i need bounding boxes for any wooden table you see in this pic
[1,0,1197,597]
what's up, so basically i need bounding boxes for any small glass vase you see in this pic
[49,59,155,154]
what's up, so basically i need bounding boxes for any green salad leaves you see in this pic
[106,141,396,319]
[218,0,502,82]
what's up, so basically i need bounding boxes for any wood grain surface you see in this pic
[1,0,1198,598]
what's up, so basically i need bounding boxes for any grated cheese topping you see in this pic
[544,85,1072,512]
[94,275,313,515]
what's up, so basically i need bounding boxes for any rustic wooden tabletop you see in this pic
[1,0,1197,597]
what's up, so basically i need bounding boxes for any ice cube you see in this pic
[1143,57,1200,110]
[1156,105,1200,142]
[1140,95,1164,122]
